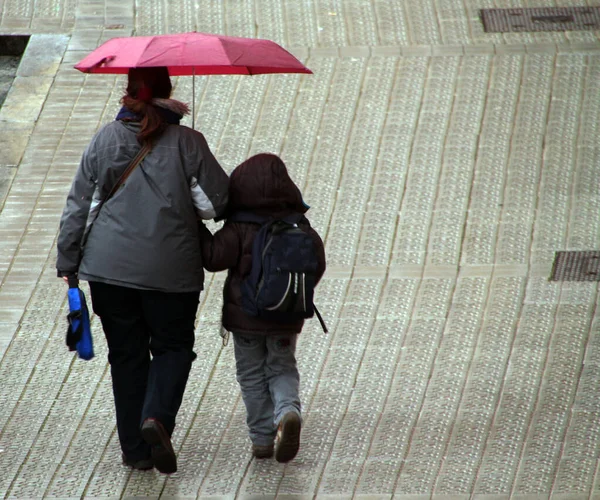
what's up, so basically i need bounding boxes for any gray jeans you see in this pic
[232,332,301,446]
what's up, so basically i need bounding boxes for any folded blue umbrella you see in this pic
[66,277,94,360]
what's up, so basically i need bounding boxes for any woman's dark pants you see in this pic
[89,282,200,461]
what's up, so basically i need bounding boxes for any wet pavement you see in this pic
[1,1,600,499]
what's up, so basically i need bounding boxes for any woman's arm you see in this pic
[188,132,229,220]
[56,142,97,276]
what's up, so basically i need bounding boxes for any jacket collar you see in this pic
[116,105,183,125]
[116,98,190,125]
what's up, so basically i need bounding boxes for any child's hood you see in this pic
[228,154,308,216]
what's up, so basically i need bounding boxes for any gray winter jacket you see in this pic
[56,120,229,292]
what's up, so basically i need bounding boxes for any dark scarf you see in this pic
[116,106,183,125]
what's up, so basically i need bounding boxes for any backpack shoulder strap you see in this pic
[314,305,328,333]
[280,213,305,225]
[229,211,309,227]
[106,143,152,202]
[80,144,151,251]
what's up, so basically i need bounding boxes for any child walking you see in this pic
[199,153,326,462]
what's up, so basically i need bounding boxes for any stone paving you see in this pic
[1,0,600,499]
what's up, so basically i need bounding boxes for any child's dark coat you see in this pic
[199,154,326,336]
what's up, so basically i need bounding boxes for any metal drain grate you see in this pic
[550,251,600,282]
[481,7,600,33]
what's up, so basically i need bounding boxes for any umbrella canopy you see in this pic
[74,32,312,76]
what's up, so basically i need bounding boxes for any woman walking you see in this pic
[56,67,229,473]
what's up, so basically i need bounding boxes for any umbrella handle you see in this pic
[192,69,195,130]
[67,276,80,288]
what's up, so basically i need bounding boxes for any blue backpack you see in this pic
[229,211,327,332]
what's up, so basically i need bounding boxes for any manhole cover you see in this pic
[550,251,600,282]
[481,7,600,33]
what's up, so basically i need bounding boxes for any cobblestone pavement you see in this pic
[1,1,600,499]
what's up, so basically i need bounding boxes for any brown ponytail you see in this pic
[122,67,173,147]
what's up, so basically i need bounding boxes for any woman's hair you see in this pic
[122,67,172,146]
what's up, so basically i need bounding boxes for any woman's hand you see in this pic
[60,274,78,285]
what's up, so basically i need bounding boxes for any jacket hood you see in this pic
[227,154,308,216]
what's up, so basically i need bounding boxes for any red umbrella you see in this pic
[74,32,312,76]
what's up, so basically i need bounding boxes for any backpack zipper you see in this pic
[300,273,306,312]
[255,234,274,301]
[265,273,293,311]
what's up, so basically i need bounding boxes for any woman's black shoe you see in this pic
[121,453,153,470]
[141,418,177,474]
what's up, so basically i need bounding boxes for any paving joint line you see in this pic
[296,56,336,196]
[325,57,402,497]
[295,61,373,497]
[509,51,571,497]
[387,54,457,496]
[429,54,494,495]
[353,54,429,493]
[428,56,492,495]
[1,293,68,496]
[41,356,111,497]
[454,54,493,271]
[318,56,367,250]
[468,53,528,496]
[196,394,246,497]
[564,55,591,252]
[508,295,560,496]
[350,62,432,494]
[393,55,463,495]
[549,289,598,496]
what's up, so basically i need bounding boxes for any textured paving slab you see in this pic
[1,0,600,499]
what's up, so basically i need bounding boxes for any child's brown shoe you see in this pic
[274,412,301,463]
